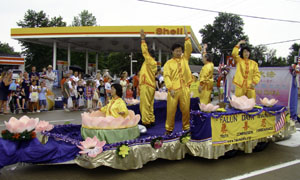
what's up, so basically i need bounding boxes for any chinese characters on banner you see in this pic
[226,67,292,107]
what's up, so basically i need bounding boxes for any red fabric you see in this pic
[133,75,139,88]
[126,89,133,99]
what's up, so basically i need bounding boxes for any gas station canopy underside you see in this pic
[11,26,202,54]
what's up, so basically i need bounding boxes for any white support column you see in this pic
[85,50,88,74]
[158,48,162,63]
[53,41,57,70]
[152,41,156,50]
[95,53,99,74]
[130,52,133,77]
[67,43,71,71]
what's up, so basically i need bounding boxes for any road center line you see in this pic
[0,119,76,127]
[224,159,300,180]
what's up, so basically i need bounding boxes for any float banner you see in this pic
[226,67,292,107]
[211,111,282,146]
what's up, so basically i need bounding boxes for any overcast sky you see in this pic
[1,0,299,58]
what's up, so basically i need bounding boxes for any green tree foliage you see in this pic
[287,43,300,65]
[199,12,249,65]
[0,42,20,56]
[72,10,97,26]
[17,10,67,71]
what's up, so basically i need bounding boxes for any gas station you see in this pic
[11,25,202,76]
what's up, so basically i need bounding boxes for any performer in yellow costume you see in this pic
[100,83,128,118]
[164,27,195,134]
[198,44,214,104]
[139,29,160,127]
[232,40,261,99]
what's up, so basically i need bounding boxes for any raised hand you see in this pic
[140,29,145,40]
[184,26,188,38]
[237,40,246,46]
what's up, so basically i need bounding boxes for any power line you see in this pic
[137,0,300,24]
[260,39,300,46]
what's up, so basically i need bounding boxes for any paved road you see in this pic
[0,98,299,180]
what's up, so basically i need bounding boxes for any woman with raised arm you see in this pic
[198,44,214,104]
[232,40,261,99]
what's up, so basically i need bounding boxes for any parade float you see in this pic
[1,25,298,170]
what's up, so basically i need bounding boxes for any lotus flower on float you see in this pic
[4,116,39,133]
[35,120,54,133]
[154,91,168,100]
[229,95,256,111]
[260,97,278,107]
[77,136,106,158]
[125,98,140,105]
[82,110,140,129]
[199,103,220,112]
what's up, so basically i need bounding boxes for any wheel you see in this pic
[221,150,238,159]
[253,142,269,152]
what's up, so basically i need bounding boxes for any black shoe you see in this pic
[150,122,155,127]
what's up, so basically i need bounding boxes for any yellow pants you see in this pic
[139,85,155,125]
[199,89,212,105]
[165,87,190,132]
[235,86,256,99]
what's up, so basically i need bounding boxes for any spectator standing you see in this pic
[45,65,56,91]
[120,71,129,99]
[77,80,85,109]
[105,77,112,104]
[132,71,139,99]
[0,71,12,114]
[29,66,40,84]
[126,83,134,99]
[22,72,31,112]
[29,80,40,113]
[38,81,48,111]
[98,80,106,106]
[62,77,71,111]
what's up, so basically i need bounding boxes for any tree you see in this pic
[17,10,67,71]
[72,10,97,26]
[199,12,249,65]
[0,42,20,56]
[287,43,300,65]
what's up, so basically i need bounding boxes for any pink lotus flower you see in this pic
[125,98,140,105]
[199,103,219,112]
[4,116,39,133]
[82,110,140,129]
[229,95,255,111]
[77,136,106,158]
[154,91,168,100]
[35,121,54,133]
[260,97,278,107]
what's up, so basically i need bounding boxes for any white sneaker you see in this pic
[37,110,40,113]
[64,108,70,112]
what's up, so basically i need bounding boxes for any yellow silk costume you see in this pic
[139,40,158,125]
[164,38,193,132]
[232,46,261,99]
[100,97,128,118]
[199,62,214,104]
[190,80,200,98]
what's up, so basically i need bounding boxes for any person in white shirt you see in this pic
[73,71,79,83]
[45,65,56,91]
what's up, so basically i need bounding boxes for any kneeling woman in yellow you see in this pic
[198,44,214,104]
[232,40,261,99]
[99,83,128,118]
